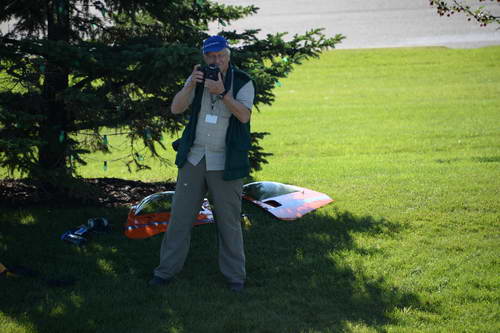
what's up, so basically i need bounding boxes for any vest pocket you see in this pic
[232,140,251,151]
[227,144,250,170]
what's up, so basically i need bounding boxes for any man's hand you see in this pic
[187,64,204,88]
[204,72,225,95]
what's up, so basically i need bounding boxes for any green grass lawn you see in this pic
[1,46,500,333]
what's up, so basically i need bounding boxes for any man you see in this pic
[149,35,255,292]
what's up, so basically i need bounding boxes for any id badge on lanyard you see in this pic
[205,114,218,124]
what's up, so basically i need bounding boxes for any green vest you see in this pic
[173,66,253,180]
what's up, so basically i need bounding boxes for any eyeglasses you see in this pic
[204,53,228,62]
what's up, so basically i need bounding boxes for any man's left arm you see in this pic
[222,78,254,123]
[205,72,254,124]
[220,92,252,124]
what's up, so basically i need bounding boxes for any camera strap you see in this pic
[223,64,233,94]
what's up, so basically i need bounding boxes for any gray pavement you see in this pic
[210,0,500,49]
[2,1,499,49]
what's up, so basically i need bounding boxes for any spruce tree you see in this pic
[0,0,343,195]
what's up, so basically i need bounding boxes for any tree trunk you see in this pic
[38,0,70,178]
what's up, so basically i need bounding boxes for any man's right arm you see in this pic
[171,65,204,115]
[171,81,196,114]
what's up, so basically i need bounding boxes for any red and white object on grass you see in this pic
[242,181,334,220]
[124,191,214,239]
[124,182,334,239]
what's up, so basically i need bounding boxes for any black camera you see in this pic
[199,64,220,81]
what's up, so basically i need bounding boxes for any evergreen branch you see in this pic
[429,0,500,26]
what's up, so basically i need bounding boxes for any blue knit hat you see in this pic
[202,35,229,54]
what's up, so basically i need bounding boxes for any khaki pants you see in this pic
[154,158,246,283]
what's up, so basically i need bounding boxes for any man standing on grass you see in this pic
[149,35,255,292]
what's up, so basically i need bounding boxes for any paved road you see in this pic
[210,0,500,49]
[2,1,499,49]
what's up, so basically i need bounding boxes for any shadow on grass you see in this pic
[0,203,432,333]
